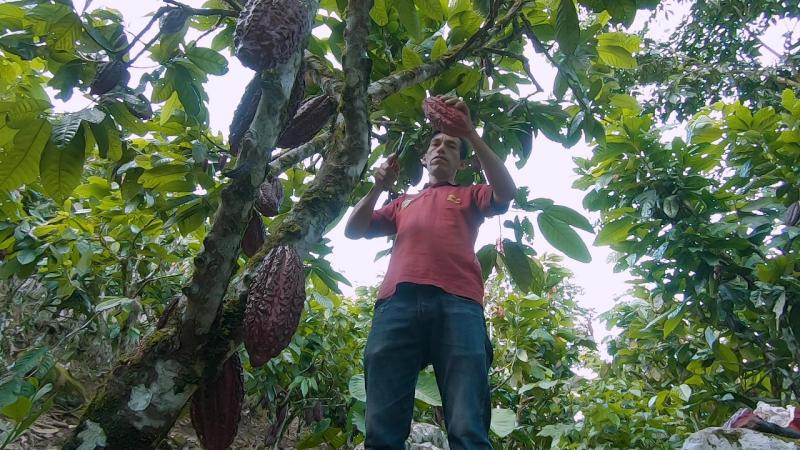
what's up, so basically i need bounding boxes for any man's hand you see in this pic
[438,95,474,129]
[374,154,400,191]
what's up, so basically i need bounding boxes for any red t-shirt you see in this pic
[366,182,507,304]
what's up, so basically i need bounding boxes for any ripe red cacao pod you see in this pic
[244,245,306,367]
[234,0,309,71]
[242,211,266,257]
[190,354,244,450]
[276,94,335,148]
[254,177,284,217]
[422,97,473,138]
[90,60,130,96]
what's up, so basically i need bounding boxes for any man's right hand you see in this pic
[374,154,400,191]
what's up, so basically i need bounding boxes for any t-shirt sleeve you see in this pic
[365,197,400,238]
[472,184,510,217]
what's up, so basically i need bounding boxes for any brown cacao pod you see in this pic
[190,354,244,450]
[229,75,263,156]
[785,202,800,227]
[90,60,130,96]
[244,245,306,367]
[276,94,335,148]
[160,9,188,34]
[242,211,266,257]
[234,0,309,71]
[422,96,472,138]
[254,177,284,217]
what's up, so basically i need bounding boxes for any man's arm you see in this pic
[465,130,517,204]
[344,154,399,239]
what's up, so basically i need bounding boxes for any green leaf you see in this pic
[414,371,442,406]
[186,47,228,76]
[401,46,424,70]
[476,244,498,281]
[538,213,592,263]
[1,395,31,422]
[417,0,445,21]
[348,374,367,402]
[160,91,181,125]
[715,344,739,373]
[543,205,593,232]
[555,0,580,55]
[490,407,517,437]
[0,119,52,190]
[663,307,683,338]
[431,36,448,60]
[502,240,534,292]
[51,113,83,148]
[40,132,86,204]
[594,217,634,246]
[395,0,421,41]
[663,195,680,218]
[597,32,640,53]
[369,0,389,25]
[597,45,637,69]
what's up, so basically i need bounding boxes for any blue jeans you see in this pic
[363,283,493,450]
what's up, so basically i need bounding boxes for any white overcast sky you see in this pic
[66,1,796,342]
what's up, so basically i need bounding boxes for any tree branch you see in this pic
[304,50,344,99]
[482,47,544,93]
[269,131,330,175]
[367,0,526,103]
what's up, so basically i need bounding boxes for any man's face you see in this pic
[422,133,464,178]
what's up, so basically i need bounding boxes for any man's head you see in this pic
[421,130,468,182]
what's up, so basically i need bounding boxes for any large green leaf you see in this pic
[476,244,498,281]
[51,113,83,148]
[555,0,580,55]
[490,407,517,437]
[40,130,86,204]
[538,213,591,263]
[414,371,442,406]
[370,0,389,25]
[543,205,594,232]
[417,0,445,21]
[348,374,367,402]
[594,217,634,246]
[502,240,534,292]
[395,0,421,41]
[186,46,228,76]
[0,119,52,190]
[597,45,637,69]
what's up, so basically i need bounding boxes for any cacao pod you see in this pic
[242,211,266,257]
[161,8,188,34]
[785,201,800,227]
[90,60,130,96]
[190,354,244,450]
[229,75,263,156]
[276,94,335,148]
[234,0,309,71]
[422,96,473,138]
[244,245,306,367]
[255,177,284,217]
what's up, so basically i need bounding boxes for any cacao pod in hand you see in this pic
[244,245,306,367]
[229,75,263,156]
[234,0,309,71]
[276,94,335,148]
[90,60,130,96]
[242,211,266,257]
[785,201,800,227]
[423,96,473,138]
[255,177,284,217]
[190,354,244,450]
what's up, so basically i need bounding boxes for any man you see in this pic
[344,96,516,449]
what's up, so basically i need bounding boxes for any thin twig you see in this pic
[483,47,544,93]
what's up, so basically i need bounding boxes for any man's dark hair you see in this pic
[428,130,469,160]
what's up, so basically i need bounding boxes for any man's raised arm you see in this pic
[344,154,399,239]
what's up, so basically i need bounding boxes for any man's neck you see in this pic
[427,174,456,186]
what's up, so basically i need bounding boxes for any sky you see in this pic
[65,0,797,343]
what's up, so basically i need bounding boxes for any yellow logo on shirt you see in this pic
[446,194,462,204]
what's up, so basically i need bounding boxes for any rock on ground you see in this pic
[681,427,800,450]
